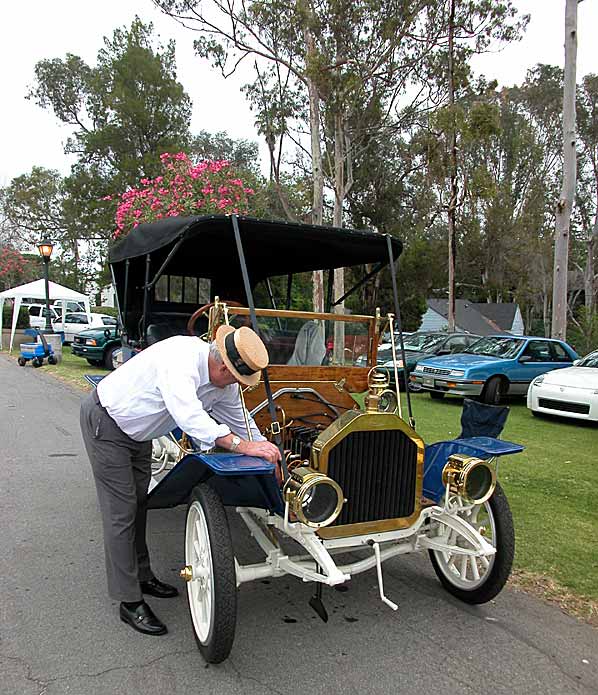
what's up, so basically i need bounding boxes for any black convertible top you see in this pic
[109,215,402,277]
[109,215,402,341]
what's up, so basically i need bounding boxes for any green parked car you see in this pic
[71,325,121,370]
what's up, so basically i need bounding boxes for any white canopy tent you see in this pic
[0,279,90,351]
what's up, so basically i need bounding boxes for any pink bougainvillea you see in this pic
[0,247,30,290]
[111,153,254,239]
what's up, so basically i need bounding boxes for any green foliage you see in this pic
[2,303,29,329]
[567,308,598,357]
[92,306,118,318]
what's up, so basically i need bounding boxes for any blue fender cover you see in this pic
[423,437,524,504]
[147,452,284,514]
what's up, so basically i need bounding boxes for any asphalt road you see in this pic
[1,353,596,695]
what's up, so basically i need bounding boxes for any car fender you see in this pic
[147,452,283,513]
[423,437,524,503]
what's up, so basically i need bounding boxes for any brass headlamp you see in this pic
[442,454,496,504]
[283,466,344,528]
[364,368,398,414]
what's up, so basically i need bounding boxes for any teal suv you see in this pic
[71,326,121,370]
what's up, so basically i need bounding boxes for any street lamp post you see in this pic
[37,239,54,333]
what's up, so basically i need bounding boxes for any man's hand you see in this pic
[239,440,283,484]
[238,439,282,465]
[215,434,283,482]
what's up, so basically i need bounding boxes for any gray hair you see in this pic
[209,341,223,362]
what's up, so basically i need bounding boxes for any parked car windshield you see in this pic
[464,336,525,359]
[577,350,598,368]
[402,333,446,352]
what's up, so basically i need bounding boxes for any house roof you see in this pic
[474,303,517,330]
[426,298,505,336]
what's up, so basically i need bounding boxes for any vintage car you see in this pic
[108,215,523,664]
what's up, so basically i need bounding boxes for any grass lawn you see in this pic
[1,345,109,390]
[4,346,597,611]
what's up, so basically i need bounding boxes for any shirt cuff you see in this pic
[196,423,231,450]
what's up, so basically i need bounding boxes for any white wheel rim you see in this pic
[185,500,214,643]
[433,497,497,590]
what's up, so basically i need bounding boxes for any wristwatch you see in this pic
[230,435,241,452]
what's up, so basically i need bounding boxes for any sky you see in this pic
[1,0,597,188]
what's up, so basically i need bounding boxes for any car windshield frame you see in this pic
[463,336,525,359]
[577,351,598,368]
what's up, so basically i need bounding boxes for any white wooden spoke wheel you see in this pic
[184,484,237,664]
[429,481,515,604]
[186,500,214,643]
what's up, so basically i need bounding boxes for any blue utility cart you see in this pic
[18,331,56,367]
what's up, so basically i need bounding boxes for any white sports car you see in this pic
[527,350,598,421]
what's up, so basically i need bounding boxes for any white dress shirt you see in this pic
[96,335,264,449]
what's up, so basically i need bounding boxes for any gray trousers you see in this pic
[80,390,154,602]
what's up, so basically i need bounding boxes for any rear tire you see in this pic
[48,355,57,365]
[429,482,514,604]
[18,357,26,367]
[185,484,237,664]
[481,376,504,405]
[430,391,445,400]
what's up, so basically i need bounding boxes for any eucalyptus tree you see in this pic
[153,0,445,314]
[576,74,598,318]
[552,0,581,340]
[417,0,528,330]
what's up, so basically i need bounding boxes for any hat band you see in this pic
[224,331,258,377]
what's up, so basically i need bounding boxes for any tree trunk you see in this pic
[551,0,578,340]
[447,0,457,333]
[585,208,598,314]
[304,27,325,313]
[333,110,345,364]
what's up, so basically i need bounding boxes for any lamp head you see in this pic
[37,239,54,260]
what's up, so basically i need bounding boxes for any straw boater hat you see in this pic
[215,325,269,387]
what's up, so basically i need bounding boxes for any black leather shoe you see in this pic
[140,577,179,599]
[119,601,167,636]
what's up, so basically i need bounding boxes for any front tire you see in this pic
[430,391,445,400]
[481,376,504,405]
[86,358,103,367]
[104,345,119,371]
[18,357,26,366]
[185,484,237,664]
[428,482,514,604]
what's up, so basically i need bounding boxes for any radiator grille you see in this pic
[327,429,418,526]
[422,366,451,376]
[538,398,590,414]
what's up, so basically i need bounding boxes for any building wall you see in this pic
[418,308,465,333]
[99,284,116,308]
[512,306,525,335]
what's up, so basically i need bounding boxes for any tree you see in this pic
[24,17,193,275]
[576,74,598,319]
[420,0,528,331]
[552,0,580,340]
[153,0,447,314]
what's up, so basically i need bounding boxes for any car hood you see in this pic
[540,366,598,388]
[417,353,498,368]
[76,327,117,338]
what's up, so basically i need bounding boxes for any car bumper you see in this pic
[71,345,103,360]
[410,374,484,397]
[527,384,598,421]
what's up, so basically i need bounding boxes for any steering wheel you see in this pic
[187,300,243,336]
